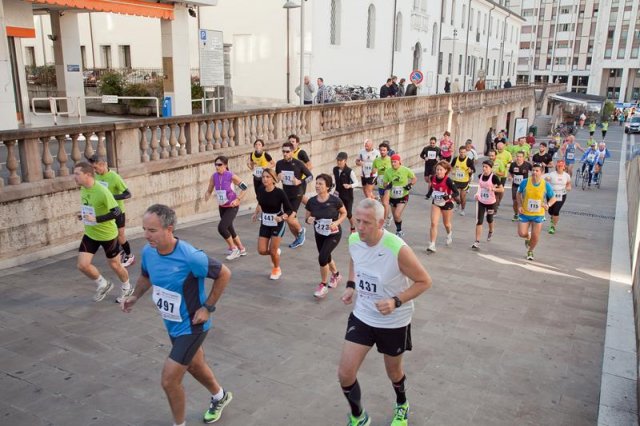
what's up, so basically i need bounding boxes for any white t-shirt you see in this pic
[359,149,380,177]
[545,171,570,198]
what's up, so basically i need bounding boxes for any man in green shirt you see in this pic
[89,155,135,267]
[507,137,531,161]
[383,154,417,237]
[372,141,392,227]
[488,150,508,213]
[74,161,131,303]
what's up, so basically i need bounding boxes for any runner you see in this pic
[579,143,599,187]
[471,160,504,249]
[464,139,478,164]
[305,174,348,298]
[338,198,432,426]
[560,135,584,177]
[450,145,475,216]
[88,155,135,267]
[595,141,611,178]
[508,137,531,161]
[419,136,441,196]
[121,204,233,426]
[439,131,454,162]
[247,138,275,195]
[532,142,553,173]
[547,133,561,159]
[508,151,532,221]
[488,149,508,213]
[516,163,556,260]
[276,141,313,249]
[252,168,293,280]
[333,152,359,233]
[73,161,131,303]
[544,160,571,234]
[425,161,460,252]
[204,156,248,261]
[355,139,380,200]
[289,134,313,205]
[372,141,393,226]
[601,120,609,139]
[382,154,417,237]
[588,120,597,137]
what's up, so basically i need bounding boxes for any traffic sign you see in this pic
[410,70,424,84]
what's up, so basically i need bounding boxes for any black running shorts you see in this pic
[169,331,208,366]
[79,234,120,259]
[345,313,412,356]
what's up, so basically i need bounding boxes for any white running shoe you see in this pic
[426,242,437,253]
[313,283,329,298]
[120,253,136,267]
[239,248,248,256]
[226,248,241,260]
[116,286,134,303]
[471,241,480,250]
[459,210,466,216]
[446,232,453,246]
[93,281,113,302]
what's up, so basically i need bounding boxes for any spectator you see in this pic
[526,131,536,148]
[405,81,418,96]
[295,75,316,105]
[390,75,399,97]
[503,78,512,89]
[451,78,461,93]
[380,78,393,98]
[474,78,486,91]
[484,127,495,156]
[397,78,406,96]
[315,77,333,103]
[444,77,451,93]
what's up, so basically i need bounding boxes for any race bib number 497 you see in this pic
[152,286,182,322]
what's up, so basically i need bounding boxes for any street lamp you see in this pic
[283,1,305,106]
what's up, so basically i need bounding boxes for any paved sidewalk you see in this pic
[0,125,632,425]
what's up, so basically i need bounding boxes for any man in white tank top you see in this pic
[338,199,432,426]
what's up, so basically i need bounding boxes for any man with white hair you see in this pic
[355,139,380,200]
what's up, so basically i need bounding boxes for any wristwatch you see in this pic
[392,296,402,308]
[203,303,216,313]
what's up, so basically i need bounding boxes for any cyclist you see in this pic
[593,142,611,184]
[579,144,599,187]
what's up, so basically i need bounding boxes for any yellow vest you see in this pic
[522,178,546,216]
[452,156,471,182]
[251,151,270,168]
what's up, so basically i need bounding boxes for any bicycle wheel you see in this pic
[581,169,588,190]
[575,167,582,186]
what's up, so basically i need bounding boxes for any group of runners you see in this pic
[70,124,611,426]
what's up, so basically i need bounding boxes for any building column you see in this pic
[619,68,630,103]
[0,1,18,130]
[160,5,192,116]
[50,11,85,117]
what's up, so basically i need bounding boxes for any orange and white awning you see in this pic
[29,0,174,20]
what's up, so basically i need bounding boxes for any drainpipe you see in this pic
[485,5,495,84]
[462,0,472,91]
[391,0,398,77]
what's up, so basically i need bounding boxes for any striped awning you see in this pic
[29,0,174,20]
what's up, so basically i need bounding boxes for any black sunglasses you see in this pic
[215,163,224,166]
[282,150,291,153]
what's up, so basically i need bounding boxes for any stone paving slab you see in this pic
[0,125,630,425]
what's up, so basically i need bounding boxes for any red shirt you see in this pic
[526,136,535,147]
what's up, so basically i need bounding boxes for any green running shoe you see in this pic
[548,225,556,234]
[512,214,519,222]
[527,251,534,261]
[391,401,409,426]
[203,391,233,423]
[347,411,371,426]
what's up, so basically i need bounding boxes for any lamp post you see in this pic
[283,1,305,106]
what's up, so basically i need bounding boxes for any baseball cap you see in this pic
[391,154,401,162]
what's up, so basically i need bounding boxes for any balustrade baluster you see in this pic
[56,135,69,176]
[169,124,178,157]
[198,121,206,152]
[150,125,160,160]
[97,132,107,157]
[84,133,95,158]
[160,125,170,159]
[286,112,292,136]
[5,140,20,185]
[206,120,214,150]
[221,119,229,148]
[249,116,257,142]
[268,114,275,140]
[178,123,187,155]
[228,120,236,146]
[213,120,222,149]
[71,134,81,163]
[140,125,150,162]
[260,115,268,139]
[42,137,55,179]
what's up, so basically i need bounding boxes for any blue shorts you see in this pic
[519,214,545,223]
[564,158,575,165]
[378,188,386,197]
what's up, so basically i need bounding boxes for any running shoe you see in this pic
[203,391,233,424]
[239,248,248,256]
[548,225,556,234]
[289,228,306,249]
[459,210,466,216]
[314,283,328,298]
[396,230,405,238]
[512,214,519,222]
[329,272,342,289]
[120,253,136,267]
[426,242,437,253]
[269,267,282,280]
[471,241,480,250]
[384,219,391,228]
[226,248,241,260]
[487,231,493,241]
[526,251,534,261]
[115,286,133,304]
[446,232,453,246]
[391,401,409,426]
[524,238,530,249]
[347,411,371,426]
[93,281,113,302]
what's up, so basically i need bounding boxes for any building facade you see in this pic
[512,0,639,102]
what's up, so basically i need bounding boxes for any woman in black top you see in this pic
[304,174,347,299]
[252,168,293,281]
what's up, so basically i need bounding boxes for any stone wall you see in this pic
[0,85,557,269]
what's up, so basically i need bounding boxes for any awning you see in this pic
[29,0,174,20]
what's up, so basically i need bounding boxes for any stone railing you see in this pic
[0,84,564,267]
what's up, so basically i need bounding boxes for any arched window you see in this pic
[432,23,438,54]
[330,0,341,45]
[413,42,422,70]
[366,4,376,49]
[394,12,402,52]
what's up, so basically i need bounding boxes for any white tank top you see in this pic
[359,149,380,177]
[349,230,414,328]
[545,171,570,198]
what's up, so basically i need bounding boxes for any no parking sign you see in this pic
[410,70,424,85]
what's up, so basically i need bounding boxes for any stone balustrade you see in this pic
[0,84,565,267]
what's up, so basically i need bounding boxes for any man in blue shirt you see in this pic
[121,204,232,426]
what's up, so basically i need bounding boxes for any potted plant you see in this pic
[192,81,204,113]
[124,83,152,115]
[99,71,127,114]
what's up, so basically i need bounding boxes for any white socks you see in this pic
[211,388,224,401]
[94,275,108,288]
